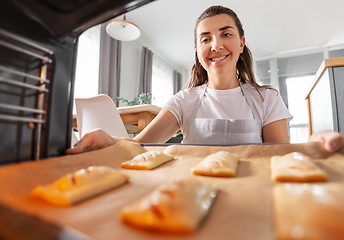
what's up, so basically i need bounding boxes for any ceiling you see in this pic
[112,0,344,72]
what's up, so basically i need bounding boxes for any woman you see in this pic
[163,5,291,144]
[66,6,343,154]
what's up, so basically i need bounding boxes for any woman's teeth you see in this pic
[211,55,228,62]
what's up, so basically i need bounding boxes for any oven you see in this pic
[0,0,154,164]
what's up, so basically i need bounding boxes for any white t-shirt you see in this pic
[164,83,293,132]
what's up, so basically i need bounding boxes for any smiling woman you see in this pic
[67,5,292,153]
[195,14,245,89]
[187,6,274,99]
[66,5,343,155]
[161,5,292,144]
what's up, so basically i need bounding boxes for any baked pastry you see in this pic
[121,151,174,170]
[32,166,129,207]
[270,152,327,182]
[274,184,344,240]
[120,177,218,234]
[192,151,240,177]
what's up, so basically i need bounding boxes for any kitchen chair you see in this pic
[75,94,129,139]
[71,130,79,147]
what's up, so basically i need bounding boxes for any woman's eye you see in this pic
[223,33,231,37]
[201,38,210,44]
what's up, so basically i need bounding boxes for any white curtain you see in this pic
[152,55,174,107]
[73,24,101,114]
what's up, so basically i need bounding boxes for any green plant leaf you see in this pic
[114,92,153,106]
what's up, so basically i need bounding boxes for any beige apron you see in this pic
[183,82,263,144]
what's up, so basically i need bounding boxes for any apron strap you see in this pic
[189,85,207,119]
[238,81,262,123]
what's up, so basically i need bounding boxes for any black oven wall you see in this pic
[0,0,154,164]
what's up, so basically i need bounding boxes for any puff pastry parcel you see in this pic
[120,177,218,234]
[192,151,240,177]
[274,184,344,240]
[32,166,129,207]
[271,152,327,182]
[121,151,174,170]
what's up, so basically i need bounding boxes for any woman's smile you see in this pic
[209,54,229,62]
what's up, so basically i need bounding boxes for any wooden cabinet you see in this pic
[306,57,344,136]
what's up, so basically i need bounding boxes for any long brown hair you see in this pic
[188,5,276,99]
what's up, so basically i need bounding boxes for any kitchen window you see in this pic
[286,75,314,143]
[151,55,174,107]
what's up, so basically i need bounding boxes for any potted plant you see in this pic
[113,93,153,106]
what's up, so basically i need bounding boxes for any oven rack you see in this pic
[0,29,53,160]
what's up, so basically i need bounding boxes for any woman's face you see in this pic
[195,14,245,79]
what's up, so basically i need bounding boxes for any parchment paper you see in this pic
[0,142,344,240]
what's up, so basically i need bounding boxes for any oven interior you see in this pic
[0,0,153,164]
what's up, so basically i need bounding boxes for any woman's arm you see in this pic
[134,108,181,143]
[262,119,289,143]
[66,108,180,154]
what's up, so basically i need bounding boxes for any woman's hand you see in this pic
[66,129,118,154]
[308,130,344,152]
